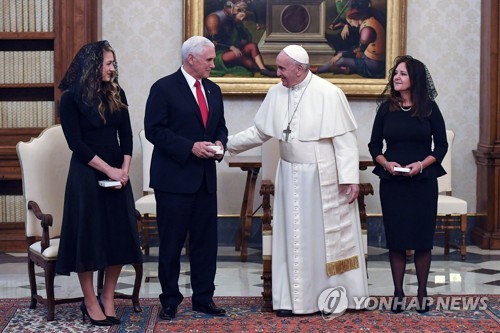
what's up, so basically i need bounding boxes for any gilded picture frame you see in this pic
[184,0,407,97]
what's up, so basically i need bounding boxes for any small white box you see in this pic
[98,180,121,187]
[394,167,410,173]
[209,145,223,154]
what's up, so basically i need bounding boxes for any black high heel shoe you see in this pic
[391,292,406,313]
[98,296,121,325]
[416,293,431,314]
[80,302,113,326]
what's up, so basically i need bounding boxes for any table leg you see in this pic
[235,171,251,252]
[358,183,373,273]
[357,183,374,230]
[235,167,260,262]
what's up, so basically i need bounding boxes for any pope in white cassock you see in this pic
[227,45,369,317]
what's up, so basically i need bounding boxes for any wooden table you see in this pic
[225,155,262,262]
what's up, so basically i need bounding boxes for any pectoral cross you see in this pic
[283,125,291,142]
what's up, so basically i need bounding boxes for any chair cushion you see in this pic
[135,194,156,215]
[29,238,60,259]
[437,195,467,215]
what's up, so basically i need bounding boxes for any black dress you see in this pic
[368,101,448,250]
[56,90,142,275]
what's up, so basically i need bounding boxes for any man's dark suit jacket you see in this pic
[144,68,228,194]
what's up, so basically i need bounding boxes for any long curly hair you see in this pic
[59,40,128,123]
[378,55,437,120]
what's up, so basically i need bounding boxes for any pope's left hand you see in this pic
[340,184,359,204]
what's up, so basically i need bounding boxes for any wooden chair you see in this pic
[134,130,189,256]
[17,125,142,320]
[135,130,158,255]
[435,130,467,259]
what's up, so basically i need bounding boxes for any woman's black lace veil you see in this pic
[59,40,115,99]
[58,40,123,124]
[377,55,438,119]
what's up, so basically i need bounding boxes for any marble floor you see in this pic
[0,245,499,300]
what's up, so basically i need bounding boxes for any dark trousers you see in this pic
[155,185,218,308]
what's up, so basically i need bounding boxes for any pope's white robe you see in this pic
[227,72,369,313]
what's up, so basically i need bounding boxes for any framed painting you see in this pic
[184,0,407,97]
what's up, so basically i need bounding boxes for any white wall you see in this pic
[102,0,480,215]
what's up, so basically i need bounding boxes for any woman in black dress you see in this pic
[56,41,142,326]
[368,56,447,313]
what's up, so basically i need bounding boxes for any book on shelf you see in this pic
[0,0,54,33]
[0,0,3,32]
[48,0,53,31]
[16,195,25,222]
[44,50,54,83]
[12,51,20,84]
[27,0,35,32]
[41,0,49,32]
[4,51,13,84]
[9,0,16,32]
[30,50,37,84]
[15,0,23,32]
[0,101,55,128]
[0,196,5,222]
[43,101,54,127]
[21,0,29,32]
[18,101,25,128]
[3,0,11,32]
[0,52,4,84]
[34,0,41,32]
[4,101,14,127]
[40,50,52,83]
[38,50,45,83]
[48,51,54,82]
[21,51,28,84]
[1,51,55,84]
[0,195,25,223]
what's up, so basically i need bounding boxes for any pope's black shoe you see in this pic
[159,305,177,320]
[276,309,294,317]
[192,301,226,316]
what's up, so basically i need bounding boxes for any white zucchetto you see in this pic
[282,45,309,65]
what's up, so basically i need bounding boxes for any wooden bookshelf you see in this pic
[0,0,101,252]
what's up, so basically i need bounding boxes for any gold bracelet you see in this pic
[418,161,423,174]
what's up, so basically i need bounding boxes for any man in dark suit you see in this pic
[144,36,228,321]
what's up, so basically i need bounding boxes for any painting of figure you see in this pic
[204,0,276,77]
[188,0,406,95]
[203,0,387,78]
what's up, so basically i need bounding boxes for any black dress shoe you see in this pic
[276,309,294,317]
[192,301,226,316]
[159,305,177,320]
[416,304,431,314]
[416,294,432,314]
[97,297,121,325]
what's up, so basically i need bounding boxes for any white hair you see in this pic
[181,36,214,63]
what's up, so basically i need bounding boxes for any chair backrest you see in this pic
[437,129,455,193]
[139,129,154,193]
[16,125,71,238]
